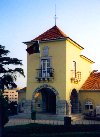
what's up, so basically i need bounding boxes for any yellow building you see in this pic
[24,25,94,114]
[79,70,100,114]
[3,88,19,103]
[17,87,26,112]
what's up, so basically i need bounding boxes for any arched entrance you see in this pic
[70,89,79,114]
[41,88,56,113]
[32,84,59,114]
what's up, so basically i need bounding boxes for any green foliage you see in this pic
[0,44,25,94]
[8,101,18,115]
[0,44,25,127]
[0,95,9,126]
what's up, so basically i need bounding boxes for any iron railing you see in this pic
[36,68,54,82]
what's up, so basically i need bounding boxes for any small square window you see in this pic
[90,105,93,109]
[85,105,89,110]
[85,101,93,110]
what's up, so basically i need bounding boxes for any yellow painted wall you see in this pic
[79,91,100,112]
[18,92,26,102]
[26,38,93,106]
[66,39,93,101]
[26,40,66,100]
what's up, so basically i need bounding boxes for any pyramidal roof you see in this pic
[23,25,84,50]
[80,70,100,90]
[33,25,67,41]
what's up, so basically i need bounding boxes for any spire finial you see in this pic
[54,4,57,26]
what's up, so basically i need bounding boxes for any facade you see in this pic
[24,25,94,115]
[17,87,26,112]
[3,88,19,103]
[17,87,26,102]
[79,71,100,114]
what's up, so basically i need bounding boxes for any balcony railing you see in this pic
[70,70,81,84]
[36,68,54,82]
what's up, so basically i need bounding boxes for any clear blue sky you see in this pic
[0,0,100,87]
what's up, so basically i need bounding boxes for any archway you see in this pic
[41,88,56,113]
[32,84,59,114]
[70,89,79,114]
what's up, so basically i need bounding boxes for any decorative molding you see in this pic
[43,46,49,56]
[32,84,59,99]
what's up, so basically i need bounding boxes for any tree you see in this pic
[0,44,25,137]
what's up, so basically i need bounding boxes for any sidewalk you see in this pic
[9,112,83,121]
[5,113,100,127]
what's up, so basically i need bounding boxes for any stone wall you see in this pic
[56,100,67,115]
[22,99,68,115]
[23,100,31,113]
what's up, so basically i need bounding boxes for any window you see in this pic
[85,101,93,110]
[40,57,51,78]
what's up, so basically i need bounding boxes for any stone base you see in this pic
[23,100,31,113]
[56,100,67,115]
[22,99,69,116]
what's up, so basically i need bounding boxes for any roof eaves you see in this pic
[67,37,84,50]
[23,37,67,44]
[79,89,100,91]
[80,55,94,64]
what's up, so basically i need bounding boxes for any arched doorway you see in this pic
[41,88,56,113]
[70,89,79,114]
[32,85,59,114]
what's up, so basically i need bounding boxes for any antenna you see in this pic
[54,4,57,26]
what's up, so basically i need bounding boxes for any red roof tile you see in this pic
[23,25,84,51]
[80,70,100,90]
[33,25,67,41]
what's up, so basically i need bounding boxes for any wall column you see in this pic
[56,100,67,115]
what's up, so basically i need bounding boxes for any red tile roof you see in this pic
[80,70,100,90]
[33,25,67,41]
[23,25,84,50]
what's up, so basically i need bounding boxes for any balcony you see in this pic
[70,70,81,84]
[36,68,54,82]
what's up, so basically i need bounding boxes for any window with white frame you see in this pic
[85,100,93,110]
[40,57,51,78]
